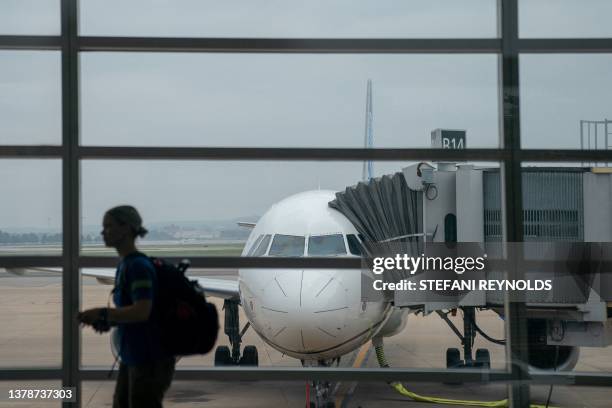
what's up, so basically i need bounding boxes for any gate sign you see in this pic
[431,129,466,149]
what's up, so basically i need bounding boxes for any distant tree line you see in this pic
[0,230,63,244]
[0,229,174,244]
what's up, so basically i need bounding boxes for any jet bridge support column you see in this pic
[462,307,476,366]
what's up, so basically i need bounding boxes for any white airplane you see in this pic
[235,190,403,360]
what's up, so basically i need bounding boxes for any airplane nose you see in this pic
[257,269,354,354]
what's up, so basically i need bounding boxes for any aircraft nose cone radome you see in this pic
[258,269,353,354]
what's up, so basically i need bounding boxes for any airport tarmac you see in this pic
[1,270,612,407]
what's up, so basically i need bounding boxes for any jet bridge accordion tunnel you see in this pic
[329,163,612,369]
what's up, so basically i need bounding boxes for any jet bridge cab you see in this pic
[238,190,392,361]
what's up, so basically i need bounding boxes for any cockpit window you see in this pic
[246,235,264,256]
[347,234,364,256]
[308,234,346,256]
[252,234,271,257]
[269,234,305,257]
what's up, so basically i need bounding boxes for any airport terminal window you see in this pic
[268,234,305,257]
[0,0,60,35]
[307,234,346,256]
[80,53,500,148]
[520,54,612,149]
[0,267,62,368]
[252,234,271,257]
[79,0,497,38]
[0,160,62,256]
[0,51,62,145]
[5,1,612,405]
[520,0,612,38]
[80,159,411,256]
[346,234,364,256]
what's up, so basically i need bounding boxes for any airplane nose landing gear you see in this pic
[303,359,337,408]
[214,298,259,366]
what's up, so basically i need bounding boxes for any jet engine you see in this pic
[376,308,410,338]
[527,319,580,371]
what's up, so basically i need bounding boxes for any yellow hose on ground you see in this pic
[373,339,556,408]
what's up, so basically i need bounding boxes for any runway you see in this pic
[1,269,611,407]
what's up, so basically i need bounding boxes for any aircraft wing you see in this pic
[82,268,116,285]
[6,267,109,279]
[81,268,240,299]
[6,267,240,300]
[5,267,59,276]
[193,277,240,299]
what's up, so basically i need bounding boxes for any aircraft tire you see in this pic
[240,345,259,366]
[214,345,231,366]
[446,347,461,369]
[475,348,491,369]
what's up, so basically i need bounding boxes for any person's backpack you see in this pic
[147,257,219,356]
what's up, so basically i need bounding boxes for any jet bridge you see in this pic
[328,171,423,258]
[330,163,612,357]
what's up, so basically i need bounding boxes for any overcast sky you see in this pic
[1,1,611,230]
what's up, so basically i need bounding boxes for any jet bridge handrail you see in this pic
[379,232,433,243]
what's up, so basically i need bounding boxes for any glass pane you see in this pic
[308,234,346,256]
[347,234,364,255]
[530,385,612,408]
[80,53,500,148]
[0,160,62,256]
[80,0,497,38]
[246,235,264,256]
[0,0,60,35]
[520,54,612,150]
[74,382,600,407]
[520,0,612,38]
[82,159,511,372]
[81,160,415,257]
[82,381,308,407]
[517,162,612,378]
[0,269,61,368]
[252,234,271,257]
[352,382,510,407]
[269,234,305,257]
[0,51,62,146]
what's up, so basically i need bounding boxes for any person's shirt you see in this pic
[112,252,167,365]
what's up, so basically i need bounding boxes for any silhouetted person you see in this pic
[78,205,175,408]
